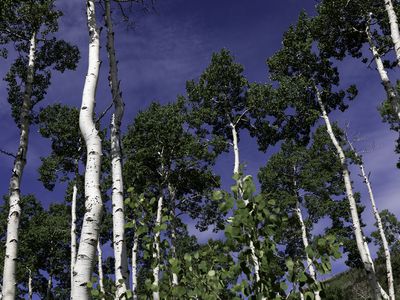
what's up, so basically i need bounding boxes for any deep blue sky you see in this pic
[0,0,399,277]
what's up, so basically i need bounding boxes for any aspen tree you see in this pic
[71,0,103,297]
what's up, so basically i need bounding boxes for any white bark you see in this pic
[71,1,103,298]
[315,88,388,300]
[46,274,53,299]
[71,180,78,289]
[383,0,400,66]
[28,268,33,300]
[366,22,400,120]
[346,140,395,300]
[2,32,36,300]
[104,0,129,296]
[167,185,179,286]
[97,241,106,299]
[131,235,139,300]
[152,195,163,300]
[295,198,321,300]
[230,124,261,288]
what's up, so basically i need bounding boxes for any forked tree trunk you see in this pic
[152,195,163,300]
[383,0,400,66]
[315,87,388,300]
[104,0,129,296]
[346,139,395,300]
[97,241,106,299]
[230,123,261,287]
[2,31,36,300]
[132,234,139,300]
[71,0,103,298]
[366,22,400,120]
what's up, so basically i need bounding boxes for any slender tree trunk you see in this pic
[315,88,387,300]
[46,274,52,299]
[104,0,129,296]
[230,123,261,287]
[2,31,36,300]
[97,241,106,299]
[28,268,33,300]
[167,184,179,286]
[71,175,78,289]
[132,234,139,300]
[346,139,395,300]
[71,1,103,298]
[383,0,400,66]
[152,195,163,300]
[366,22,400,120]
[294,193,320,300]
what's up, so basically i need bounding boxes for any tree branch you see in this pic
[0,149,16,158]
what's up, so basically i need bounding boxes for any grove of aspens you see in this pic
[1,0,400,299]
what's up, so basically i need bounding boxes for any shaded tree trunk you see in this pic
[315,87,388,300]
[168,184,179,286]
[132,234,139,300]
[28,268,33,300]
[346,138,395,300]
[366,21,400,120]
[152,195,163,300]
[71,174,78,289]
[230,123,261,286]
[383,0,400,66]
[104,0,129,296]
[2,31,36,300]
[71,0,103,298]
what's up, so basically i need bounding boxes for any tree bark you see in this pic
[230,124,261,288]
[2,31,36,300]
[366,22,400,120]
[167,184,179,286]
[383,0,400,66]
[71,177,78,289]
[152,195,163,300]
[315,87,387,300]
[104,0,129,296]
[97,241,106,299]
[346,139,395,300]
[132,234,139,300]
[28,268,33,300]
[46,274,52,299]
[71,1,103,298]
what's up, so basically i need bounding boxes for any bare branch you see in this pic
[0,149,16,158]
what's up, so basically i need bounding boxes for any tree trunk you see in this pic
[104,0,129,296]
[294,193,321,300]
[71,177,78,289]
[97,241,106,299]
[71,1,103,298]
[366,22,400,120]
[46,274,52,299]
[383,0,400,66]
[346,139,395,300]
[230,124,261,287]
[2,31,36,300]
[132,234,139,300]
[315,87,387,300]
[28,268,33,300]
[152,195,163,300]
[167,184,179,286]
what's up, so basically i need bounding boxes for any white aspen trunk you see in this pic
[230,124,262,289]
[71,179,78,289]
[315,88,387,300]
[383,0,400,66]
[104,0,129,296]
[28,268,32,300]
[152,195,163,300]
[131,235,139,300]
[97,241,106,299]
[295,199,321,300]
[46,274,53,299]
[2,32,36,300]
[346,140,395,300]
[71,1,103,298]
[366,23,400,120]
[167,184,179,286]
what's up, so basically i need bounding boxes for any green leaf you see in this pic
[208,270,216,277]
